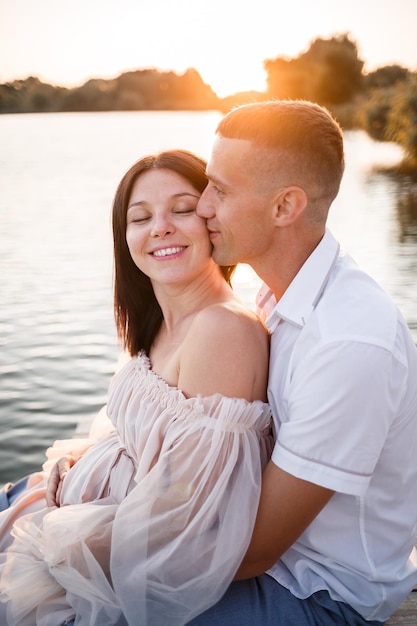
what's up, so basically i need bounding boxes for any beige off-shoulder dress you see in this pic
[0,352,272,626]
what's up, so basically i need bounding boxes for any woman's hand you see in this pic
[45,455,76,507]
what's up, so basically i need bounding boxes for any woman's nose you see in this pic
[150,214,174,237]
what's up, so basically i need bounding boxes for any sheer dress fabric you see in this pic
[0,353,272,625]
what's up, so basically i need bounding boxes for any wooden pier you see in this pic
[387,589,417,624]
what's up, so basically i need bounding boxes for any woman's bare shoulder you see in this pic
[178,299,269,401]
[194,299,268,340]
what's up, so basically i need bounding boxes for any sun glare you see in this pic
[201,63,268,98]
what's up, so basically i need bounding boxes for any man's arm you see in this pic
[235,460,334,579]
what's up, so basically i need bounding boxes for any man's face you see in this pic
[197,136,275,268]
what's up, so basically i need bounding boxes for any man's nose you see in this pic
[196,189,213,218]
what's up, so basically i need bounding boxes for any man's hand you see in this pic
[45,455,76,507]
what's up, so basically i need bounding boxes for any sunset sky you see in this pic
[1,0,417,97]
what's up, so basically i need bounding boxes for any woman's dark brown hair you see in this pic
[112,149,235,356]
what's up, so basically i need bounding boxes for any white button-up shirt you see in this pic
[257,230,417,621]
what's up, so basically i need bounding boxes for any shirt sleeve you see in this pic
[271,338,406,495]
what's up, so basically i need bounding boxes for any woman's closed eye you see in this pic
[173,207,196,215]
[129,214,151,224]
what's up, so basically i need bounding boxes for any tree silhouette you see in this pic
[265,34,364,105]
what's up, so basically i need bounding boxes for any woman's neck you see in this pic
[149,268,236,382]
[153,269,234,335]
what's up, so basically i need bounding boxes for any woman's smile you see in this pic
[151,246,187,258]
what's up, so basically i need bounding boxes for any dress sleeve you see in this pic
[42,405,115,476]
[111,394,271,624]
[0,396,271,626]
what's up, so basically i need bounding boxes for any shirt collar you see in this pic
[256,230,340,332]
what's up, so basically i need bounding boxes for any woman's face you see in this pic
[126,168,214,287]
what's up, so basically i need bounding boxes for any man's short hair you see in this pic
[216,100,345,205]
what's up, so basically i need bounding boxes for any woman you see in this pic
[0,150,272,625]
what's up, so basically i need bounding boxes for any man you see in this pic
[192,101,417,625]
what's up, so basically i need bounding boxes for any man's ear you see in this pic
[272,186,308,226]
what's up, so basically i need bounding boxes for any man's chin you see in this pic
[212,247,235,267]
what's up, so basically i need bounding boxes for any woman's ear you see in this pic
[272,186,308,226]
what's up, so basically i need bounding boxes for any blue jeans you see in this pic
[61,576,385,626]
[0,476,29,510]
[186,574,385,625]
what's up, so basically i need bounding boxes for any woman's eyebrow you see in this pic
[127,200,146,211]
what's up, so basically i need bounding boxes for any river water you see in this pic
[1,111,416,485]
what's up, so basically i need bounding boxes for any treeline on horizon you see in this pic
[2,34,417,170]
